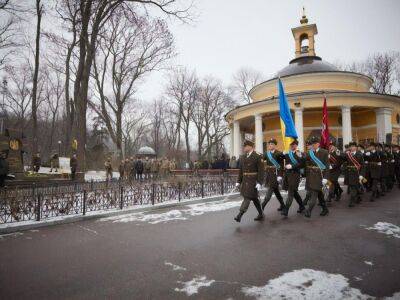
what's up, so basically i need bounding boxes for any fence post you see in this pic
[33,184,41,221]
[221,178,224,195]
[91,179,94,191]
[119,183,124,210]
[151,183,155,205]
[178,182,181,202]
[83,190,87,215]
[201,180,204,198]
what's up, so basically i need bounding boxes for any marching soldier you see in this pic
[376,143,387,195]
[343,142,366,207]
[281,140,305,217]
[393,145,400,189]
[261,138,286,213]
[118,160,125,180]
[327,141,344,202]
[105,157,113,180]
[234,140,264,222]
[70,154,78,180]
[384,144,395,191]
[364,142,382,201]
[32,152,41,173]
[304,137,329,218]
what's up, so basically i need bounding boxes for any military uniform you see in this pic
[328,146,344,202]
[304,139,329,217]
[393,146,400,188]
[385,147,395,191]
[343,145,365,207]
[364,145,382,200]
[70,156,78,180]
[282,146,305,216]
[261,139,285,212]
[234,140,264,222]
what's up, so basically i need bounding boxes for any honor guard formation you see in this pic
[234,137,400,222]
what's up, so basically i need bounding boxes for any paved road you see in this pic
[1,189,399,299]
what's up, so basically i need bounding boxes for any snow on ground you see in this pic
[174,276,216,296]
[84,170,120,181]
[0,232,23,240]
[364,261,374,266]
[366,222,400,239]
[100,198,241,224]
[241,269,374,300]
[164,261,187,272]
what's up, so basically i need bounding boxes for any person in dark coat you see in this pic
[281,139,305,217]
[234,140,264,222]
[385,144,395,191]
[327,142,344,202]
[365,143,383,201]
[343,142,366,207]
[118,160,125,180]
[377,143,388,194]
[393,144,400,189]
[261,138,286,212]
[135,158,144,180]
[32,152,41,173]
[70,154,78,180]
[304,137,329,218]
[0,151,9,187]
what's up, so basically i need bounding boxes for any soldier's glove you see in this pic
[277,176,283,183]
[235,182,240,188]
[329,165,333,169]
[391,160,395,163]
[359,176,364,182]
[377,162,382,166]
[365,152,371,156]
[255,183,262,191]
[285,164,292,170]
[322,179,328,185]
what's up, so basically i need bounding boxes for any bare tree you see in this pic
[31,0,43,155]
[70,0,192,171]
[90,9,174,159]
[166,68,198,163]
[231,67,263,104]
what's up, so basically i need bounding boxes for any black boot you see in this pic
[320,206,329,216]
[281,206,289,217]
[277,196,285,211]
[234,212,244,223]
[304,209,311,218]
[253,200,264,221]
[297,205,305,213]
[261,199,269,211]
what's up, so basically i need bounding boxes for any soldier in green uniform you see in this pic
[281,140,305,217]
[261,138,286,212]
[384,144,395,191]
[327,141,344,202]
[377,143,388,195]
[343,142,366,207]
[304,137,329,218]
[364,143,382,201]
[393,145,400,189]
[234,140,264,223]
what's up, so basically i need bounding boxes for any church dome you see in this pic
[137,146,156,156]
[276,55,339,77]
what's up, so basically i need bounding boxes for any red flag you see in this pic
[320,96,330,149]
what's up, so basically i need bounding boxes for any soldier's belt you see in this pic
[243,172,257,176]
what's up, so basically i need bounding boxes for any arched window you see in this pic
[300,33,309,53]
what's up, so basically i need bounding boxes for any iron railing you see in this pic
[0,176,237,224]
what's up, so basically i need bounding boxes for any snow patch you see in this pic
[165,261,187,272]
[242,269,374,300]
[385,292,400,300]
[0,232,23,240]
[100,199,241,224]
[364,261,374,266]
[366,222,400,238]
[175,276,216,296]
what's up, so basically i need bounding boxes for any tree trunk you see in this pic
[31,0,42,155]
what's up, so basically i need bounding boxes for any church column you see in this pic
[233,120,241,158]
[341,105,352,148]
[229,124,234,156]
[294,107,304,151]
[375,107,393,143]
[254,114,263,154]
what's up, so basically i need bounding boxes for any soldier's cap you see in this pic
[358,144,365,149]
[348,141,357,147]
[243,140,254,147]
[290,139,298,146]
[268,138,277,145]
[309,136,320,144]
[305,139,312,146]
[329,140,336,147]
[377,143,383,148]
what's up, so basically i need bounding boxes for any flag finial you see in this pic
[300,6,308,24]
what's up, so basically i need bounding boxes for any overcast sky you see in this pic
[138,0,400,101]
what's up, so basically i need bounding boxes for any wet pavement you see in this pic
[0,189,399,299]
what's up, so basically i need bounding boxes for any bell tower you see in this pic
[291,8,318,58]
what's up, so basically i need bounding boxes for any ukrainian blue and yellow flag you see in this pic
[278,78,298,151]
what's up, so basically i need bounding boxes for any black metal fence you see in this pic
[0,176,237,224]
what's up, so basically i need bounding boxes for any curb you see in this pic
[0,192,241,234]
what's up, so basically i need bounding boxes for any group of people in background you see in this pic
[234,137,400,222]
